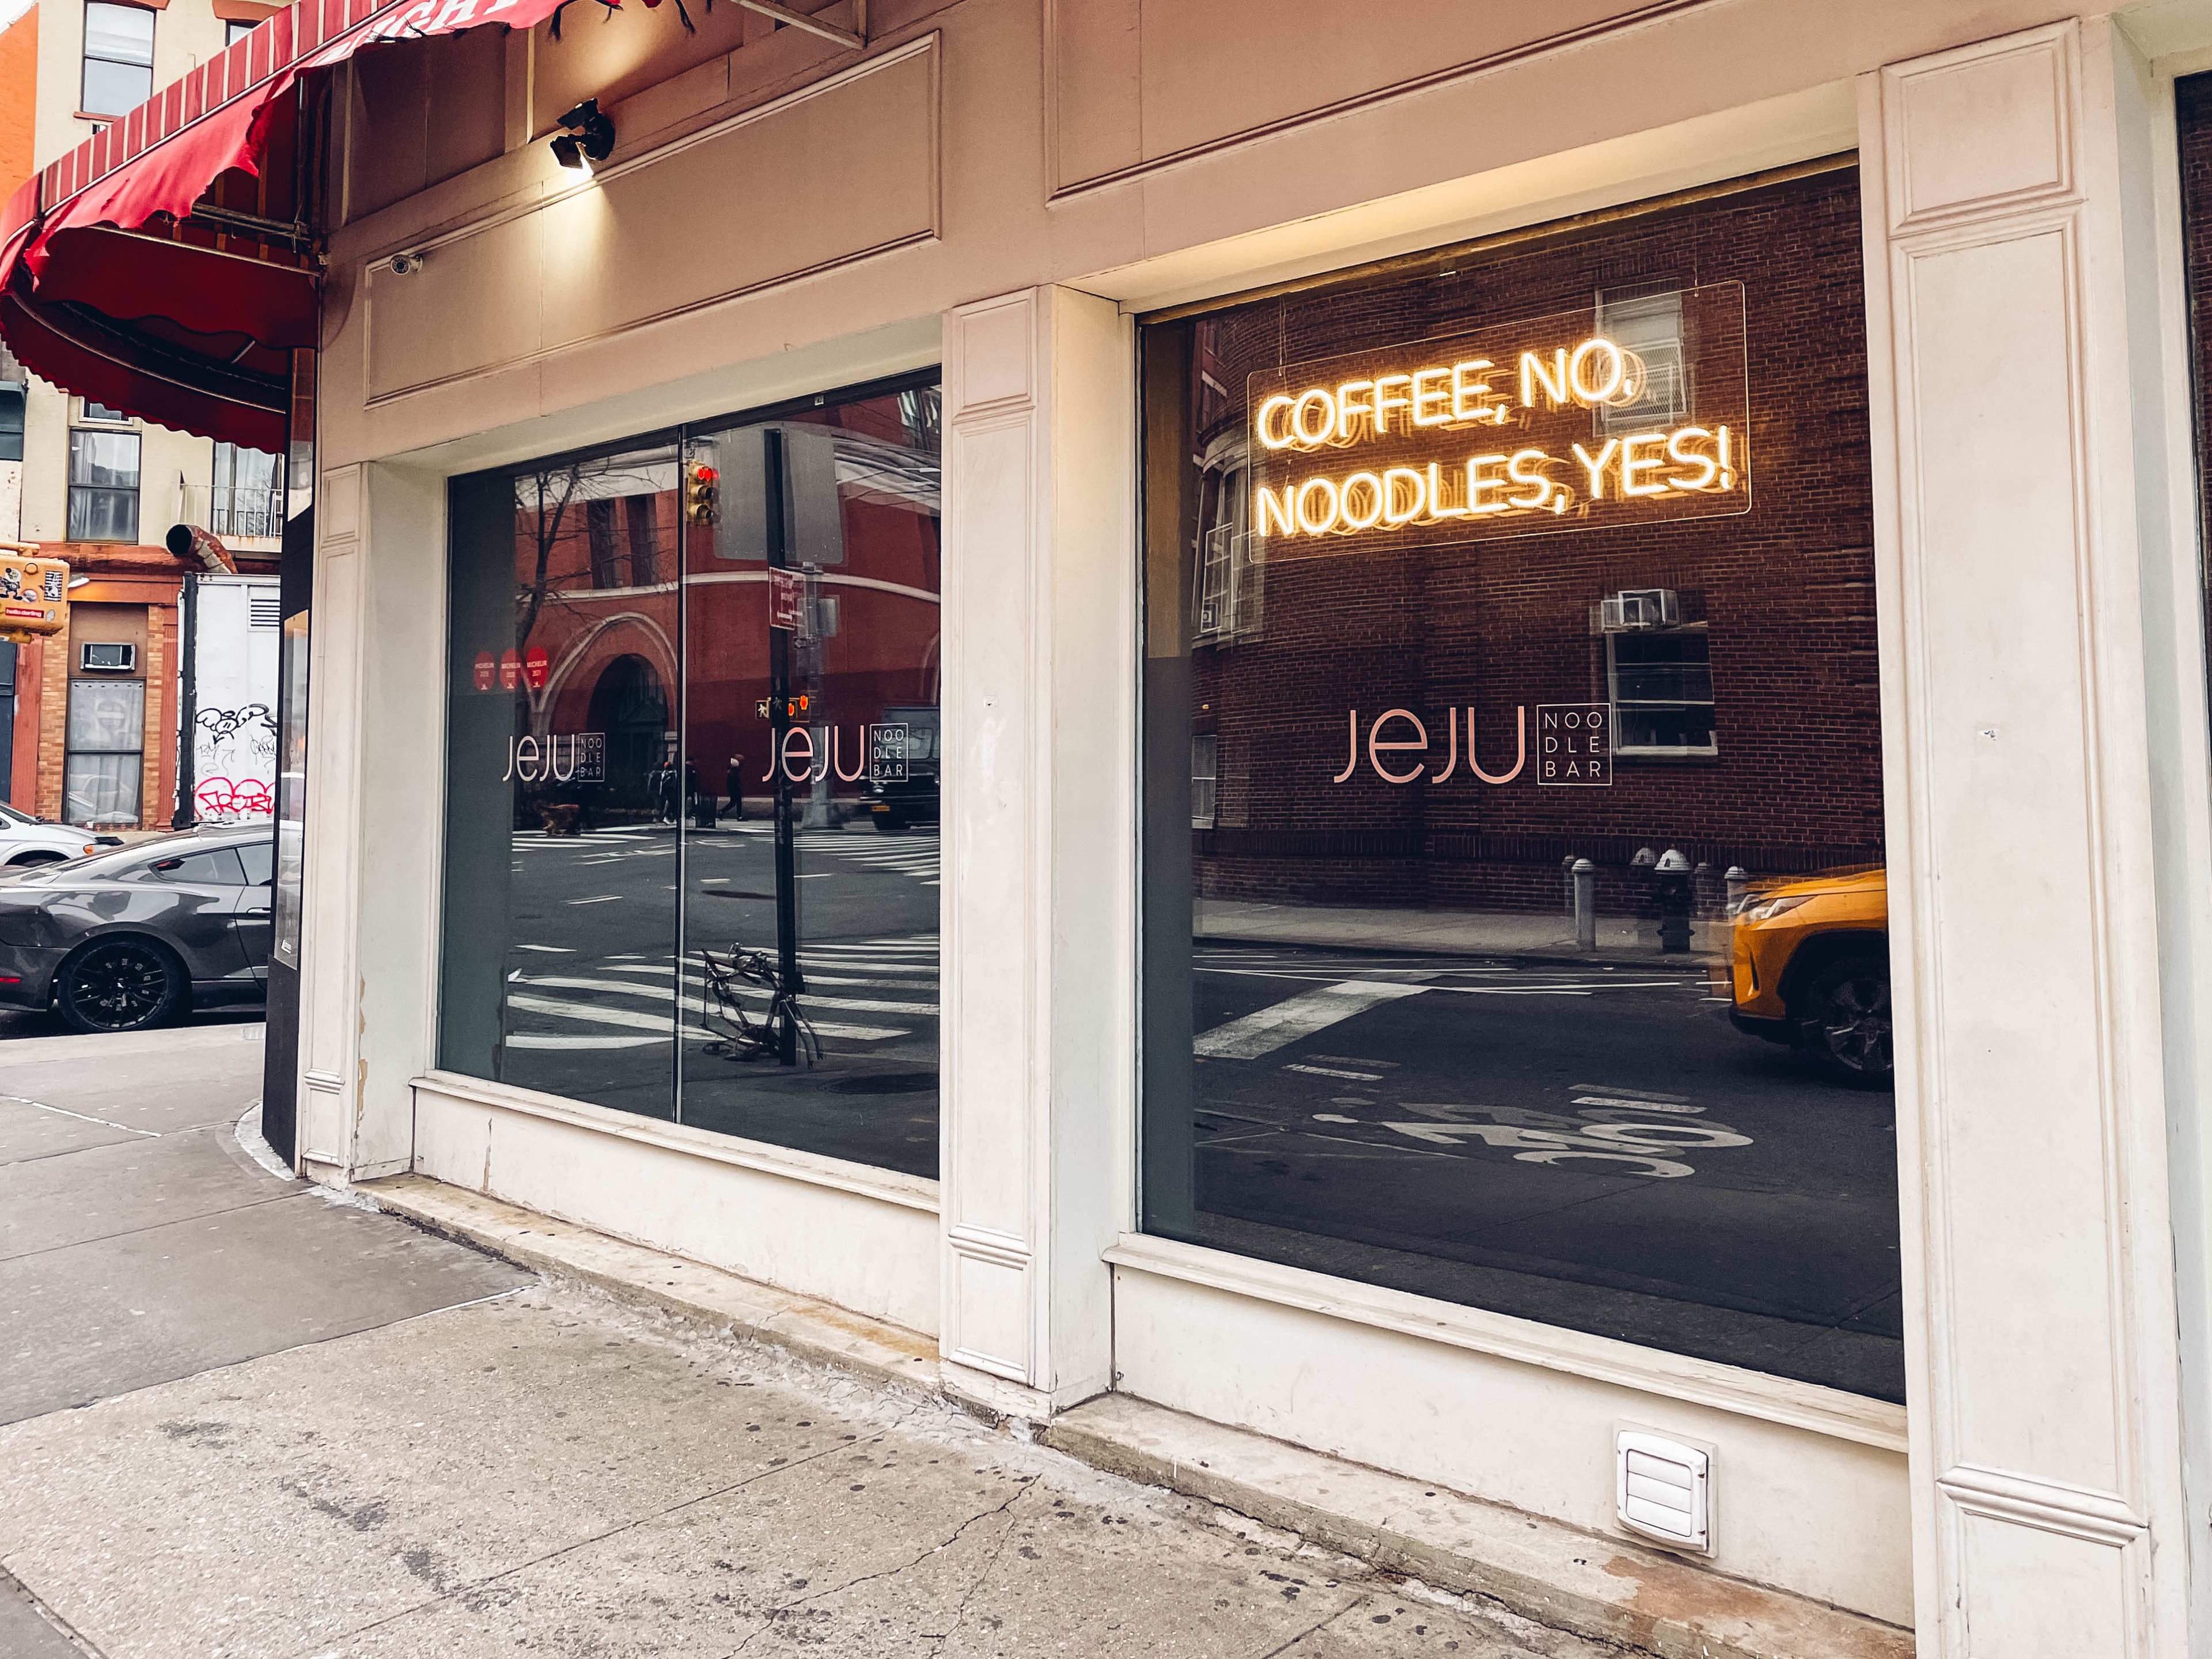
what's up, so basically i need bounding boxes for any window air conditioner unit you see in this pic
[1594,589,1680,632]
[80,642,135,672]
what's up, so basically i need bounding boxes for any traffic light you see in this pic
[0,546,69,645]
[684,462,719,525]
[753,694,813,721]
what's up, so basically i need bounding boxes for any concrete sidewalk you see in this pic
[1192,897,1730,964]
[0,1027,1602,1658]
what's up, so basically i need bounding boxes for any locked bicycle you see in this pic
[699,941,821,1065]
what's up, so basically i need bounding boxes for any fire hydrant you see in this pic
[1655,847,1694,953]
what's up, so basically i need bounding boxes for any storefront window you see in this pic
[271,608,309,971]
[1139,168,1903,1402]
[438,378,941,1174]
[2176,75,2212,770]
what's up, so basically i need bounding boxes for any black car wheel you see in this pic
[55,937,187,1034]
[1798,952,1892,1086]
[7,851,63,866]
[873,813,906,834]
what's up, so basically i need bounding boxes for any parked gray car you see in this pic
[0,827,273,1033]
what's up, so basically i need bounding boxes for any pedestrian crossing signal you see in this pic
[755,693,813,720]
[0,545,68,643]
[685,463,719,525]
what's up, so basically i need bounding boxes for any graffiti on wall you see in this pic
[195,702,278,820]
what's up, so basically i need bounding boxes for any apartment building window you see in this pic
[1590,589,1717,757]
[1607,626,1717,756]
[1191,733,1218,829]
[211,442,283,539]
[68,422,140,542]
[1193,449,1262,643]
[81,3,154,118]
[1594,283,1690,435]
[225,18,257,45]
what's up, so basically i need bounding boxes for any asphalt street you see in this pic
[485,817,941,1176]
[1176,940,1905,1402]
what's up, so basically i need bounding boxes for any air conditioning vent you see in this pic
[79,642,135,672]
[248,593,282,629]
[1616,1430,1711,1552]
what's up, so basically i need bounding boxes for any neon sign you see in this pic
[1247,282,1749,556]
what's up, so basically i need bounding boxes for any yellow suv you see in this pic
[1728,867,1891,1085]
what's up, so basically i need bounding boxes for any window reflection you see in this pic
[1141,171,1903,1402]
[676,394,942,1176]
[441,444,683,1122]
[439,382,941,1172]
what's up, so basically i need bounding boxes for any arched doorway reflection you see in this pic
[587,653,669,817]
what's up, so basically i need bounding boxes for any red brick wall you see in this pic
[1166,168,1883,910]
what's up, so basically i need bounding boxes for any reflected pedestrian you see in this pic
[726,756,747,821]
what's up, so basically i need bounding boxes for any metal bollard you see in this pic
[1725,865,1748,914]
[1563,854,1577,916]
[1654,849,1693,953]
[1573,858,1597,951]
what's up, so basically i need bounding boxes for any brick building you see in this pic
[486,391,941,830]
[1185,170,1881,916]
[0,0,285,825]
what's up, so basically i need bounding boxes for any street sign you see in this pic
[770,568,802,631]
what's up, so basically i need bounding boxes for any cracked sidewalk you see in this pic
[0,1026,1612,1658]
[0,1283,1615,1658]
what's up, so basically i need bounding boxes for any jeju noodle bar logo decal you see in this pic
[1248,282,1748,557]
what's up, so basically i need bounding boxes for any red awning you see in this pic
[0,0,569,448]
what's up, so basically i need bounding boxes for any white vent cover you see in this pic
[1616,1430,1710,1552]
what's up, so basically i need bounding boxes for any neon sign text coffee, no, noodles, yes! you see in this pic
[1245,282,1750,556]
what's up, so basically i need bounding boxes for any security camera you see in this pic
[388,251,425,276]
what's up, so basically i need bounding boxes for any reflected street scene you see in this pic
[438,381,941,1177]
[1141,168,1902,1401]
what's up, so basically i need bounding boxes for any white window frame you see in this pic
[1190,732,1218,830]
[1593,284,1691,436]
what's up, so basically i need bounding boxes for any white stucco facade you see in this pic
[281,3,2212,1652]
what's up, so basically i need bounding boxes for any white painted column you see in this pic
[296,463,363,1178]
[938,286,1135,1416]
[1861,20,2191,1656]
[297,460,448,1185]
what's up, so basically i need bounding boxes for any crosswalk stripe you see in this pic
[1193,980,1431,1060]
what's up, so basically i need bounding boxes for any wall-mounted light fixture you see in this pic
[551,99,616,173]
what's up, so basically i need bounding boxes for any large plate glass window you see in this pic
[1139,166,1902,1402]
[2175,77,2212,818]
[438,377,941,1172]
[675,392,942,1174]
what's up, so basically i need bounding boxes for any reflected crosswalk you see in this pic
[501,935,940,1053]
[806,831,940,884]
